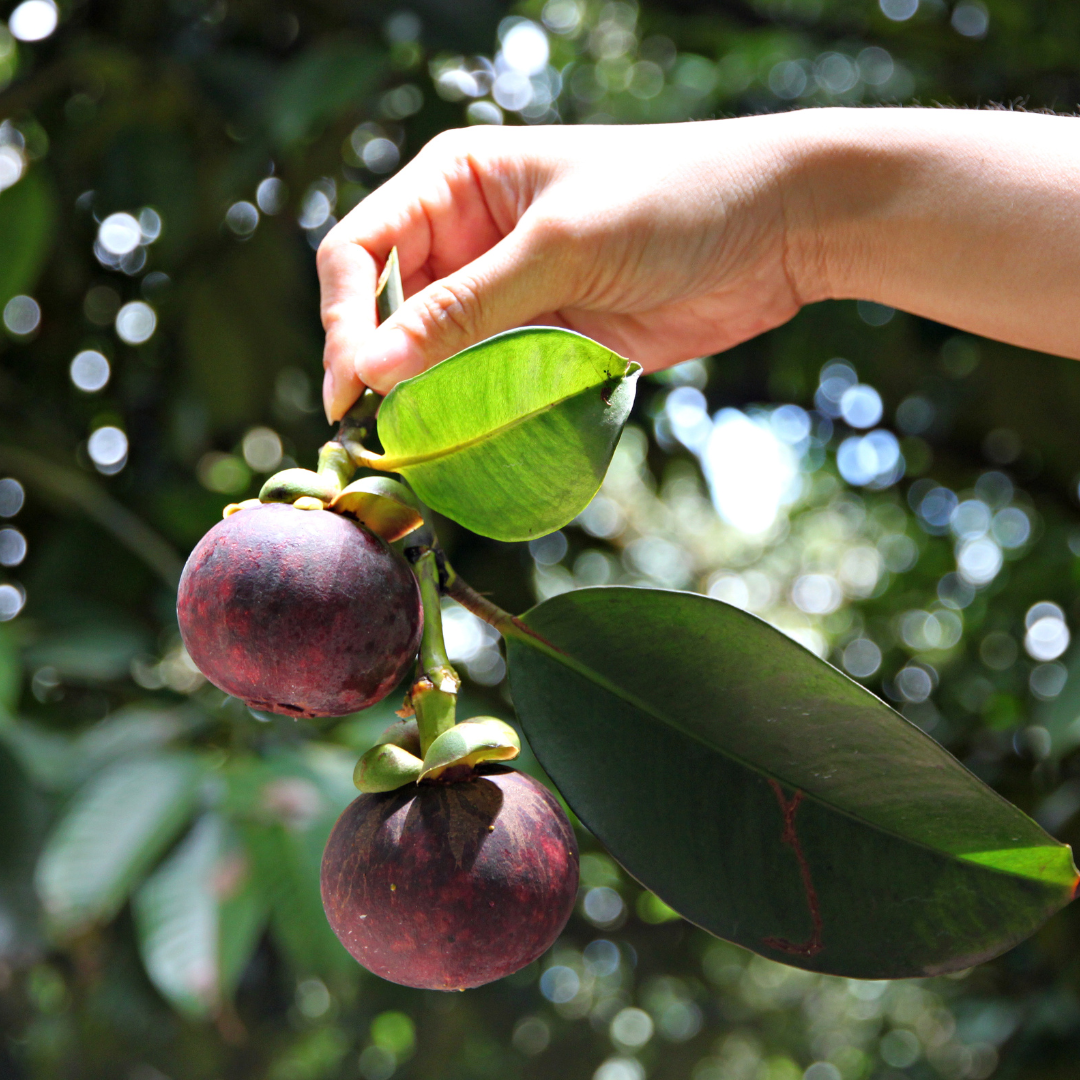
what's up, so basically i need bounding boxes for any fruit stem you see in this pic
[376,247,404,324]
[337,390,382,465]
[412,548,460,755]
[442,563,556,653]
[316,441,354,493]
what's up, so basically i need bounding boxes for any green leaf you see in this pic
[0,170,56,308]
[0,623,20,715]
[133,813,266,1018]
[224,752,354,977]
[505,587,1078,979]
[376,328,640,541]
[267,40,386,148]
[1036,642,1080,760]
[36,753,204,934]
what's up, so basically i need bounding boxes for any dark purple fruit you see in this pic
[177,503,422,718]
[321,767,579,990]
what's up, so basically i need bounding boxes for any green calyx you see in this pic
[353,716,520,794]
[331,477,424,542]
[419,718,520,782]
[252,443,423,543]
[259,468,338,506]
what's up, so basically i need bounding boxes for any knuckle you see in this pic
[418,278,484,339]
[421,127,468,161]
[315,233,346,275]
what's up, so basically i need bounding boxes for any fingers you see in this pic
[318,130,514,420]
[356,223,570,393]
[318,238,377,422]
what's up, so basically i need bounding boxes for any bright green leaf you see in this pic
[506,587,1078,979]
[36,753,204,933]
[376,328,640,541]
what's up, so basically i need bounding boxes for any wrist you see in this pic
[768,107,905,307]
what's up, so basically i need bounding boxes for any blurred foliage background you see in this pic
[2,0,1080,1078]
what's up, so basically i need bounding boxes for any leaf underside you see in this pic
[376,327,640,541]
[35,753,204,933]
[133,813,266,1018]
[506,587,1077,979]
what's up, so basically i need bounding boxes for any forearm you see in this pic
[780,107,1080,359]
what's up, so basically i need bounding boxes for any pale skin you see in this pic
[317,106,1080,423]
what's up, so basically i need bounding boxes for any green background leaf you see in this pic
[0,170,56,308]
[376,328,640,541]
[35,753,204,933]
[134,813,266,1018]
[507,588,1078,979]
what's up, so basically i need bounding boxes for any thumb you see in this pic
[356,229,566,394]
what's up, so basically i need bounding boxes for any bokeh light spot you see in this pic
[952,0,989,37]
[362,138,399,173]
[8,0,58,41]
[879,0,918,21]
[839,384,883,429]
[539,965,580,1003]
[0,583,25,621]
[115,301,156,345]
[0,527,26,566]
[98,213,141,255]
[610,1008,654,1049]
[70,350,110,392]
[501,20,549,75]
[225,200,258,237]
[3,295,40,336]
[843,638,882,678]
[583,886,624,926]
[88,426,128,473]
[705,410,798,534]
[0,144,24,190]
[0,478,24,517]
[467,101,504,125]
[256,176,287,215]
[241,427,282,472]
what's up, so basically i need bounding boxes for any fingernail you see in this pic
[322,368,338,424]
[359,327,416,394]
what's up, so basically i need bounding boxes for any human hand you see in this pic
[317,116,811,421]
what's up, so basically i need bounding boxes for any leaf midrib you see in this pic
[379,361,631,472]
[511,615,1070,888]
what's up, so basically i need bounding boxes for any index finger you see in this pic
[316,133,510,420]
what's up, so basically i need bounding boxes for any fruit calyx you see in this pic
[353,715,521,793]
[239,440,423,543]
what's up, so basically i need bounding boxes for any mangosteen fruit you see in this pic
[320,766,579,990]
[177,502,422,718]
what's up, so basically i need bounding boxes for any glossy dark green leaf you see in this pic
[375,328,640,541]
[506,587,1078,978]
[36,753,204,934]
